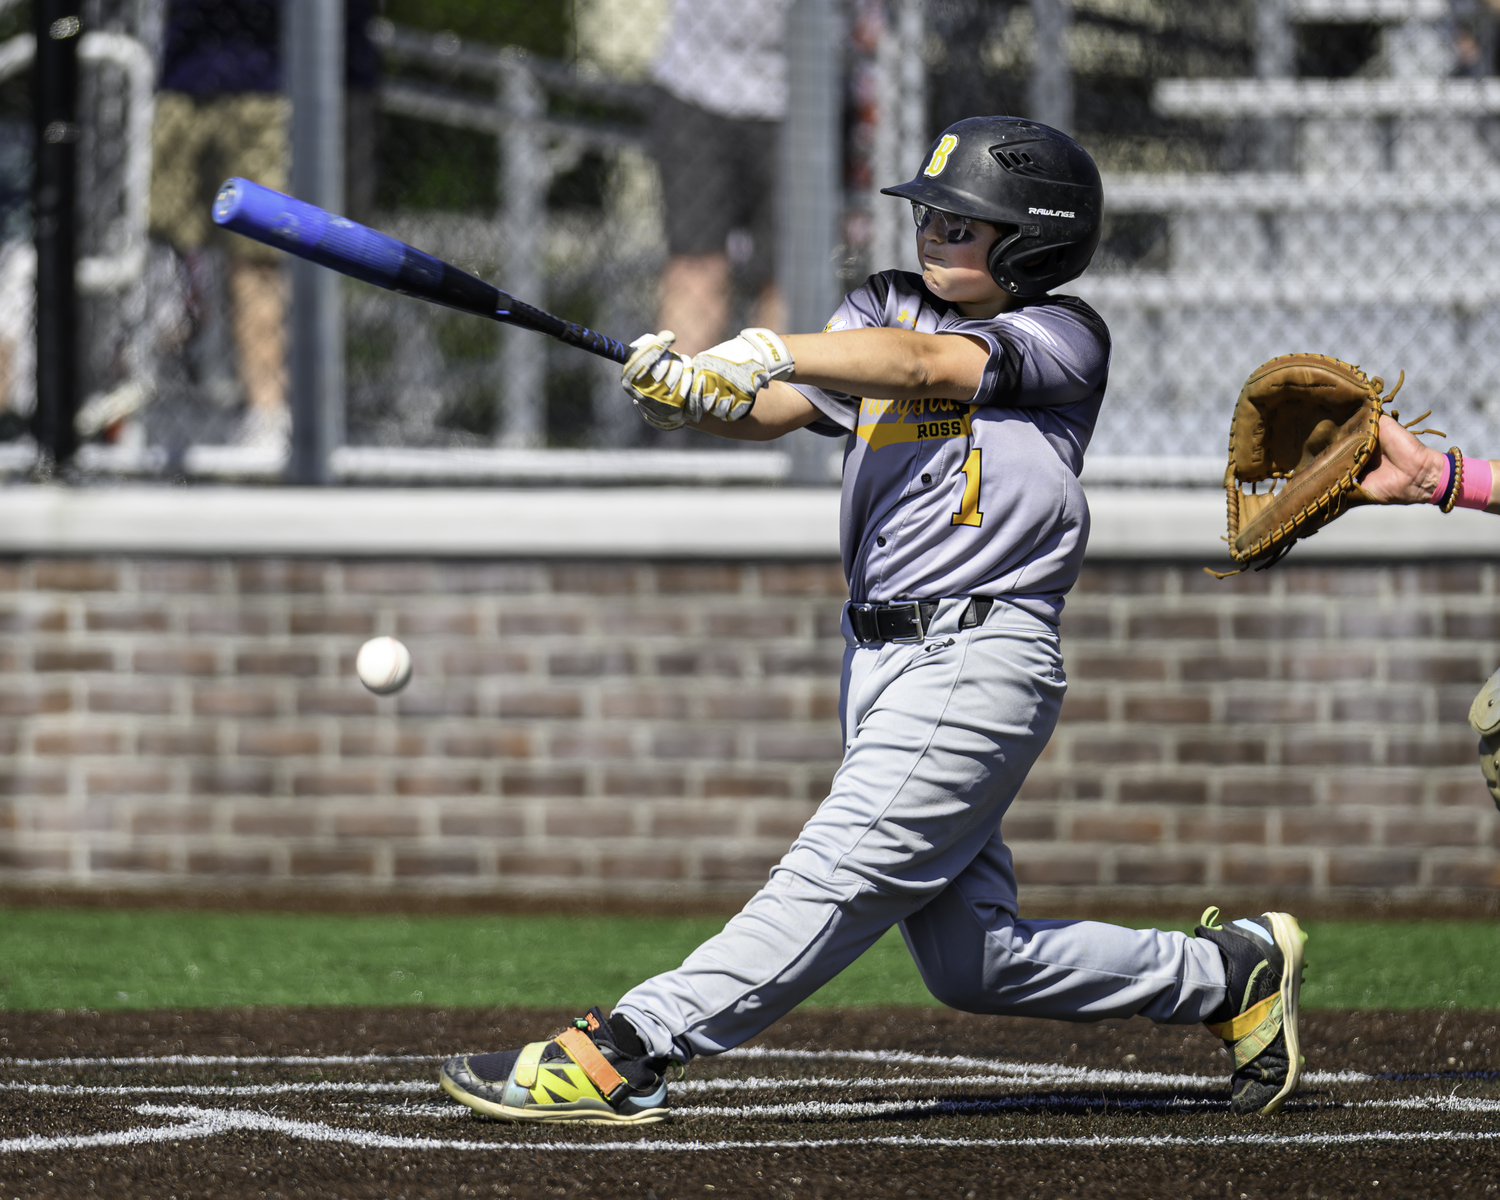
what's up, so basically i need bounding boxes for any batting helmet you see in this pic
[881,116,1103,297]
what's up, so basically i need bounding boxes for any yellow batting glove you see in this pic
[621,331,704,431]
[691,328,796,422]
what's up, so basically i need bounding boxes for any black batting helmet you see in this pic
[881,116,1103,297]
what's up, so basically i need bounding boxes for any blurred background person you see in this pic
[649,0,790,356]
[147,0,377,450]
[148,0,290,449]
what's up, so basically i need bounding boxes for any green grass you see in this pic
[1,909,1496,1012]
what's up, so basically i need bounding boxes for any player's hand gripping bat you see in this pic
[211,176,632,364]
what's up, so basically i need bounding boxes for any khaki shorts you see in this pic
[149,91,290,260]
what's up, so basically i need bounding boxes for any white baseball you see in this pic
[356,636,412,695]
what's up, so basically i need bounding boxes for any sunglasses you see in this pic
[911,203,980,244]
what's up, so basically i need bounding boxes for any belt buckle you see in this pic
[882,601,925,644]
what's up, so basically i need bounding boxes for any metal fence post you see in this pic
[778,0,842,485]
[497,51,545,448]
[871,0,927,275]
[33,0,81,470]
[285,0,345,484]
[1029,0,1073,134]
[1255,0,1293,170]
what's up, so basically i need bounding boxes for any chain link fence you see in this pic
[0,0,1497,483]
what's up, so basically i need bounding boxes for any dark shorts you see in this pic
[650,89,779,288]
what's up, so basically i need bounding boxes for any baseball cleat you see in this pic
[1196,906,1306,1116]
[439,1007,670,1124]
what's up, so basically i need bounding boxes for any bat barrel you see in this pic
[213,176,497,317]
[214,177,409,291]
[212,176,631,363]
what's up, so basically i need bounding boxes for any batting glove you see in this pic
[690,328,796,422]
[621,331,706,431]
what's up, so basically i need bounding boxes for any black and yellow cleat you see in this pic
[439,1007,670,1125]
[1196,906,1307,1116]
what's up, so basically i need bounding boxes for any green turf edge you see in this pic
[2,909,1497,1011]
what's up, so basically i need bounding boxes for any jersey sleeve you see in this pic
[953,297,1110,410]
[784,274,894,436]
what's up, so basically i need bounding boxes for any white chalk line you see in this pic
[14,1075,1497,1120]
[724,1048,1370,1088]
[0,1072,1222,1098]
[5,1104,1500,1156]
[377,1094,1500,1124]
[0,1053,440,1068]
[0,1080,434,1097]
[3,1049,1487,1156]
[0,1047,1370,1090]
[677,1093,1500,1121]
[11,1072,1494,1123]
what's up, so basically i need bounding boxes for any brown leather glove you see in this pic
[1222,353,1403,571]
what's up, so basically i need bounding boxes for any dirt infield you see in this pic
[3,1006,1498,1199]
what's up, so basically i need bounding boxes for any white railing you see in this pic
[1286,0,1447,20]
[1155,77,1500,118]
[1103,171,1500,213]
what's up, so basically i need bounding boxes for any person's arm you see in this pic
[655,325,990,441]
[1359,414,1500,512]
[778,328,990,402]
[693,381,822,441]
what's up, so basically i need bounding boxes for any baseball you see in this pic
[356,636,412,695]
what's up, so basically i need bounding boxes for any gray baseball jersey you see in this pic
[790,270,1110,623]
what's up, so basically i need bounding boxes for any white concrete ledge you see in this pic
[0,485,1496,560]
[1086,487,1500,561]
[1154,77,1500,119]
[0,486,842,558]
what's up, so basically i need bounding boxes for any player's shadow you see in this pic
[846,1089,1229,1123]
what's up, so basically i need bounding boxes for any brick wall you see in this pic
[1,555,1497,908]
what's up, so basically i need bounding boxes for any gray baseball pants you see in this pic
[615,597,1228,1063]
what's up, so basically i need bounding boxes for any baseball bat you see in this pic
[210,177,632,364]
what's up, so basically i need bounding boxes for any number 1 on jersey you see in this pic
[951,449,984,527]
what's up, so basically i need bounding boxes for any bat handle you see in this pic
[501,294,632,364]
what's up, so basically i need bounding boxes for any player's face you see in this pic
[913,205,1010,315]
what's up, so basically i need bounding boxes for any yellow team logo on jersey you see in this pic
[855,396,973,451]
[923,135,958,177]
[855,398,985,527]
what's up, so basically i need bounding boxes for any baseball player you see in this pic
[439,117,1306,1123]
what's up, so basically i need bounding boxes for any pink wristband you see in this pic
[1458,457,1492,510]
[1429,454,1452,505]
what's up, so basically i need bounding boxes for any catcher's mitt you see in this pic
[1222,353,1405,572]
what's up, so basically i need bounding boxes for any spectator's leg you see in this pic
[651,90,736,354]
[743,117,784,335]
[752,281,786,337]
[215,94,291,444]
[228,259,288,444]
[657,253,731,357]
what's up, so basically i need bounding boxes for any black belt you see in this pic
[848,597,994,644]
